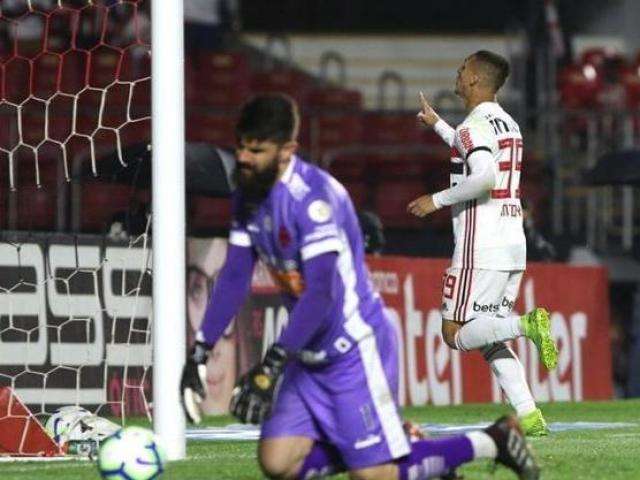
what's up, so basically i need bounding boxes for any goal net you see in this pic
[0,0,154,456]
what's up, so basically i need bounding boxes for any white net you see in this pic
[0,0,153,456]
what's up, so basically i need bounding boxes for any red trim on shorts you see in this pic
[459,201,476,322]
[454,200,475,322]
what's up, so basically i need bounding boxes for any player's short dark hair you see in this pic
[235,93,300,144]
[472,50,510,92]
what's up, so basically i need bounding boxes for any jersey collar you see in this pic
[279,155,298,185]
[470,101,499,116]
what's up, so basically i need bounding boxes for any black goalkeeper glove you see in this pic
[180,341,210,424]
[229,343,287,424]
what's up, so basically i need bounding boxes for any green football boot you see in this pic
[519,408,549,437]
[520,307,558,370]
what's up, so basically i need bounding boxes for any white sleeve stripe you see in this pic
[229,230,252,247]
[301,238,342,261]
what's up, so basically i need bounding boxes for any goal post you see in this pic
[0,0,192,460]
[151,0,187,461]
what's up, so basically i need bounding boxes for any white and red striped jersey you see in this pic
[445,102,526,271]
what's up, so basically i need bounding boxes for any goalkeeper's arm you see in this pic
[181,243,255,424]
[198,244,256,346]
[230,251,339,424]
[277,251,338,353]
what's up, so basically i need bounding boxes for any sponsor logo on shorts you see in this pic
[354,434,381,450]
[473,301,500,313]
[472,298,514,313]
[501,297,515,310]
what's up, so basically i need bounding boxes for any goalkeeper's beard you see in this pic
[235,161,279,201]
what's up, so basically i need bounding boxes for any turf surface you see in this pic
[2,400,639,479]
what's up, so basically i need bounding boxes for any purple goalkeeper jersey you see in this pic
[229,156,386,361]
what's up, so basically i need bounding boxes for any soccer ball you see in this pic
[97,426,166,480]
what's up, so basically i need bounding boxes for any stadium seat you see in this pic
[32,52,63,100]
[3,57,31,104]
[365,112,423,145]
[580,48,608,72]
[119,44,151,82]
[326,153,368,180]
[80,182,136,233]
[14,158,60,231]
[622,63,640,108]
[189,196,232,233]
[0,103,19,151]
[88,45,121,89]
[307,86,362,111]
[339,180,368,210]
[60,50,88,94]
[374,179,426,228]
[195,52,250,108]
[186,113,236,147]
[251,69,311,105]
[310,113,362,155]
[558,63,603,109]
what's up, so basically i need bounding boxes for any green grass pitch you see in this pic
[3,400,639,479]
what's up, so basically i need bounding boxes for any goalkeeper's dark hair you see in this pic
[472,50,510,92]
[236,93,300,144]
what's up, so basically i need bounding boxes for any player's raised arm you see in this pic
[181,224,257,424]
[417,91,456,147]
[408,124,497,217]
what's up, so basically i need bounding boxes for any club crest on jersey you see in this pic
[279,225,291,248]
[459,127,474,152]
[307,200,332,223]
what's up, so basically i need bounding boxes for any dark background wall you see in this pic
[240,0,612,35]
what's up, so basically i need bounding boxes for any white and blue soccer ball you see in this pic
[97,426,166,480]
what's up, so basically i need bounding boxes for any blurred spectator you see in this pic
[358,210,385,255]
[522,200,557,262]
[184,0,240,53]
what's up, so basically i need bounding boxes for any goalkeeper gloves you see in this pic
[180,340,209,424]
[229,343,287,424]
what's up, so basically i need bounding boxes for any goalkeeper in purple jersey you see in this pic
[180,94,539,480]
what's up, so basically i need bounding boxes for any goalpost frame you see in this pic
[151,0,187,460]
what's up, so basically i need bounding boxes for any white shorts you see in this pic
[440,267,523,323]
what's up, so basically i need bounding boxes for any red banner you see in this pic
[367,256,613,405]
[187,238,613,414]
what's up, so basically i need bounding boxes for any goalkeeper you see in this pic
[181,94,539,480]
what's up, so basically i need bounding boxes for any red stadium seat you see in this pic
[580,48,608,71]
[32,52,63,100]
[307,86,362,111]
[374,179,425,228]
[326,153,368,181]
[251,69,311,105]
[15,158,61,231]
[365,113,422,145]
[189,196,232,232]
[88,45,121,89]
[558,63,603,109]
[339,180,368,210]
[310,113,362,155]
[195,52,250,108]
[622,63,640,108]
[186,113,236,147]
[80,182,135,232]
